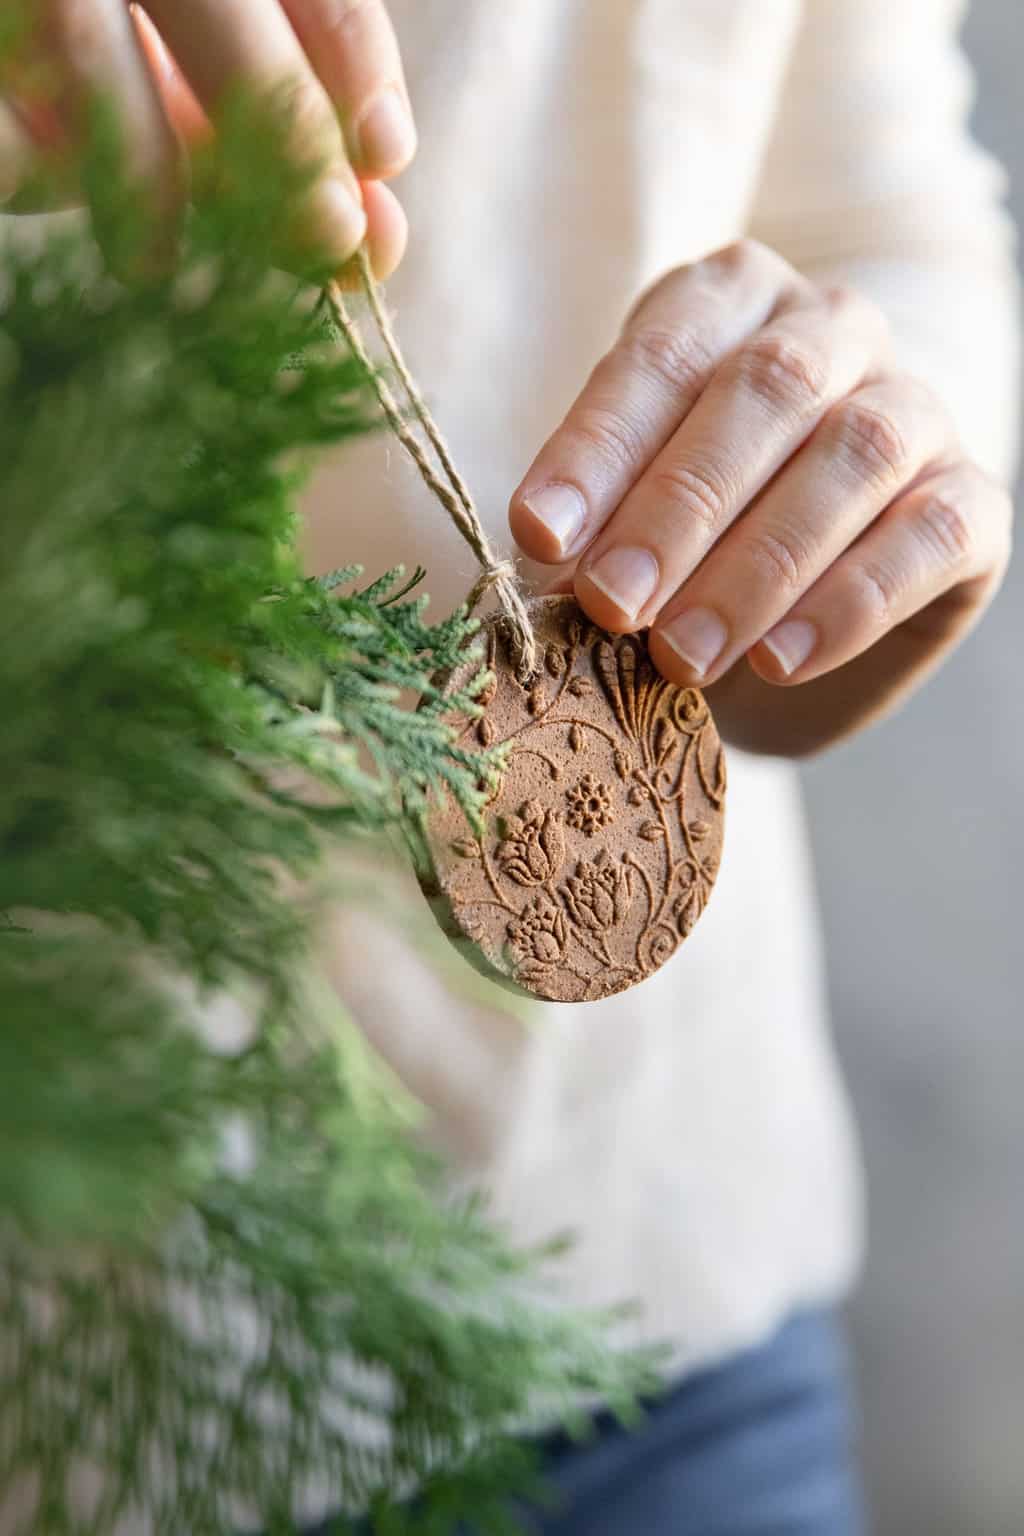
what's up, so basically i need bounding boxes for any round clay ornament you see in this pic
[420,596,727,1003]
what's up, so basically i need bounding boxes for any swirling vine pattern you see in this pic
[431,600,726,1003]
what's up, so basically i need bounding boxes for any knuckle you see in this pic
[914,487,977,568]
[829,400,908,486]
[849,560,898,626]
[734,333,830,416]
[648,458,729,535]
[745,527,808,592]
[570,402,649,472]
[621,325,713,399]
[704,236,763,279]
[281,78,341,159]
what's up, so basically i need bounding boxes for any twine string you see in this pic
[323,253,537,680]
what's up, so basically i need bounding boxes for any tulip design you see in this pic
[562,848,634,934]
[497,800,565,886]
[507,894,569,966]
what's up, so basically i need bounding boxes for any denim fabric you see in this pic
[514,1310,866,1535]
[306,1309,866,1536]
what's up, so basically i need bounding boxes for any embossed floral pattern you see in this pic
[497,800,565,885]
[639,923,680,972]
[562,849,634,933]
[674,889,701,938]
[565,774,614,836]
[427,597,726,1003]
[507,894,569,965]
[672,688,708,734]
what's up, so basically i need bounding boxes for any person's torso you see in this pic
[308,0,863,1368]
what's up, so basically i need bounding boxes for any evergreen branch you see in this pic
[0,95,651,1535]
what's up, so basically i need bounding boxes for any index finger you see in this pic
[508,241,800,567]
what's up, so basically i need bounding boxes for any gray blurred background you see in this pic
[802,4,1023,1532]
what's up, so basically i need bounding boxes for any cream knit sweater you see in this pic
[307,0,1019,1373]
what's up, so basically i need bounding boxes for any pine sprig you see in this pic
[0,101,651,1534]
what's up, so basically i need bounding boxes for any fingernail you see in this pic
[761,618,817,676]
[355,87,416,173]
[520,484,586,557]
[311,176,366,264]
[581,548,660,620]
[660,608,728,678]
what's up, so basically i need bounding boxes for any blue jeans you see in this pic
[515,1310,866,1535]
[307,1309,866,1536]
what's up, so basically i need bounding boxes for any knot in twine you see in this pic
[324,251,537,682]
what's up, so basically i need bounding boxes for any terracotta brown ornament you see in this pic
[421,596,727,1003]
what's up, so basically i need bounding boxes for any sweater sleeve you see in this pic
[746,0,1020,483]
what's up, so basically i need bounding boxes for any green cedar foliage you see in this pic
[0,105,650,1534]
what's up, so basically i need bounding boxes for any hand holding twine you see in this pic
[324,252,538,681]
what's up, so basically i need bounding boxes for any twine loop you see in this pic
[466,557,515,609]
[324,251,537,682]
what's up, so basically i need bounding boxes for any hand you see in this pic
[509,240,1013,757]
[0,1,415,276]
